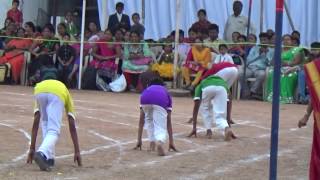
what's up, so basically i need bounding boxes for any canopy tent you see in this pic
[97,0,320,46]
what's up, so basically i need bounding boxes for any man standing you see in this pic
[223,0,256,42]
[107,2,131,35]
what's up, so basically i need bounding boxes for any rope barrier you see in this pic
[0,35,317,50]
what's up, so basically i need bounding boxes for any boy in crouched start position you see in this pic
[134,72,177,156]
[188,75,236,141]
[26,66,81,171]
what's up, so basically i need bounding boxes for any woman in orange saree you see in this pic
[0,28,32,83]
[298,42,320,180]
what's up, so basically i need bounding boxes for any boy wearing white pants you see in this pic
[135,73,177,156]
[27,79,81,171]
[188,75,236,140]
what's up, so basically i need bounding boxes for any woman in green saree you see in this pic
[266,34,304,103]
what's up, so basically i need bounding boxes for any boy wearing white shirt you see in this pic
[214,44,234,64]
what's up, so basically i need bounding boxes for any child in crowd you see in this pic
[152,42,175,79]
[57,34,76,87]
[134,71,177,156]
[131,13,145,39]
[27,58,81,171]
[188,75,236,140]
[6,0,23,27]
[182,38,211,90]
[29,55,58,86]
[213,44,234,64]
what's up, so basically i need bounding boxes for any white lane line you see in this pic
[0,123,31,166]
[213,149,293,175]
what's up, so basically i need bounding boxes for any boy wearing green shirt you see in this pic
[188,76,236,140]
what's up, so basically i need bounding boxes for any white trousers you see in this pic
[215,67,239,88]
[200,86,229,131]
[36,93,64,160]
[142,105,168,143]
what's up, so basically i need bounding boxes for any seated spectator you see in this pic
[68,34,92,85]
[246,33,257,55]
[91,29,122,91]
[1,17,14,34]
[152,42,174,79]
[0,27,32,84]
[266,34,304,103]
[266,29,275,38]
[182,38,211,90]
[24,22,36,38]
[291,30,300,42]
[185,27,198,43]
[55,23,76,45]
[204,24,224,54]
[0,21,17,48]
[297,42,320,104]
[29,24,60,83]
[191,9,212,33]
[131,13,145,39]
[213,44,234,64]
[292,37,300,47]
[6,0,23,27]
[124,31,131,42]
[114,28,124,42]
[29,55,58,85]
[229,34,246,57]
[57,33,76,87]
[87,22,102,42]
[64,11,79,37]
[240,32,273,99]
[122,31,153,92]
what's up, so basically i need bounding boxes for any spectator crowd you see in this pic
[0,0,319,105]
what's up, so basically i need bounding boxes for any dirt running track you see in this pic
[0,85,311,180]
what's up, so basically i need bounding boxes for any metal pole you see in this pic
[283,0,295,31]
[246,0,253,37]
[241,0,253,97]
[260,0,264,33]
[78,0,86,89]
[269,0,284,179]
[173,0,181,89]
[142,0,145,25]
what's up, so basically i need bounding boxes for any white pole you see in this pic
[260,0,264,33]
[173,0,181,89]
[78,0,87,89]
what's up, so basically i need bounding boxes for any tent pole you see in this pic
[284,0,295,31]
[260,0,264,33]
[173,0,181,89]
[77,0,87,89]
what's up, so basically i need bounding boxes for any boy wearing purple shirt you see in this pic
[134,72,177,156]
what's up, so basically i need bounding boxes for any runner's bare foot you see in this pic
[224,127,235,141]
[149,142,156,151]
[206,129,213,139]
[157,143,165,156]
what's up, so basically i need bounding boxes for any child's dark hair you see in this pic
[116,2,124,8]
[311,42,320,49]
[39,55,54,67]
[139,71,165,89]
[219,44,228,50]
[25,21,36,32]
[63,33,71,39]
[132,13,140,19]
[198,9,207,16]
[12,0,19,5]
[208,24,219,32]
[238,35,247,41]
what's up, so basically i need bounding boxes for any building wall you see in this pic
[23,0,50,25]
